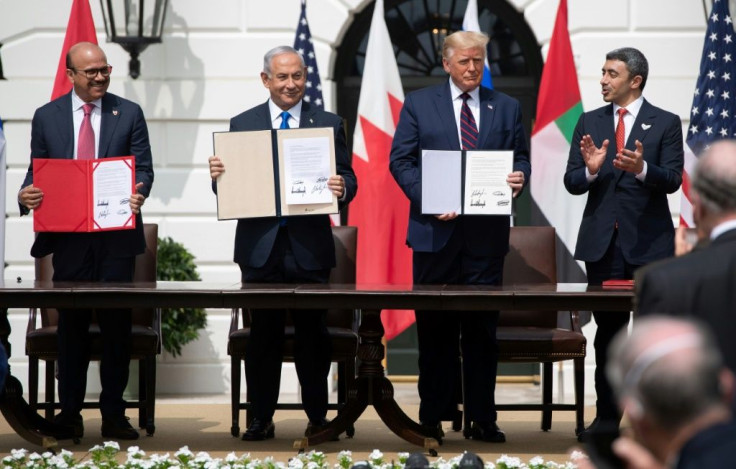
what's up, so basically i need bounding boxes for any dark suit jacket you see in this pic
[389,82,531,256]
[217,101,357,270]
[635,228,736,375]
[564,99,683,264]
[20,91,154,259]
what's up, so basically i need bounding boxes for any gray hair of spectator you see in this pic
[443,30,488,61]
[607,316,724,429]
[691,139,736,214]
[606,47,649,91]
[262,45,305,77]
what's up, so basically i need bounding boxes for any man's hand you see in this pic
[614,139,644,174]
[507,170,525,197]
[435,211,458,221]
[209,155,224,180]
[328,175,345,198]
[19,185,44,211]
[129,182,146,214]
[580,134,608,175]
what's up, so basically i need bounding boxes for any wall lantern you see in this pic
[99,0,168,79]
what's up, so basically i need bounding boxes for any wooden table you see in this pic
[0,280,633,450]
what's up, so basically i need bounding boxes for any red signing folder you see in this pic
[33,156,136,232]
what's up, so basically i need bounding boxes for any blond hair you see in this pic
[442,31,489,60]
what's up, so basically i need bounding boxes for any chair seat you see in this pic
[497,327,586,359]
[26,325,159,358]
[228,326,357,357]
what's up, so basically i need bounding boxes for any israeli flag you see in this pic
[462,0,493,89]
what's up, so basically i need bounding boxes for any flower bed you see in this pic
[2,442,584,469]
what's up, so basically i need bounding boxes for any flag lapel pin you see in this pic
[112,109,119,116]
[641,123,651,130]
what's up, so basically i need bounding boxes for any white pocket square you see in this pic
[641,123,652,130]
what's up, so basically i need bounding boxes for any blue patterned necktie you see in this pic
[460,92,478,150]
[280,111,291,129]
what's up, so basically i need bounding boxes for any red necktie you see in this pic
[616,108,627,153]
[78,102,96,160]
[460,92,479,150]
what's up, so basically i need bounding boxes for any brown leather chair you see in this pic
[228,225,359,438]
[452,226,586,436]
[25,224,161,436]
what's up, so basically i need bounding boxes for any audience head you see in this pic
[260,45,307,111]
[404,452,430,469]
[607,316,733,460]
[442,31,489,93]
[691,139,736,233]
[458,451,484,469]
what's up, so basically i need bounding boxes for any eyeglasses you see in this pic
[70,65,113,80]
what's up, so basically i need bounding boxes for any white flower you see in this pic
[497,454,523,468]
[289,459,304,469]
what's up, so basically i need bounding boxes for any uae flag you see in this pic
[530,0,586,281]
[347,0,413,340]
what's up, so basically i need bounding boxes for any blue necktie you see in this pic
[278,111,290,227]
[460,93,478,150]
[280,111,291,129]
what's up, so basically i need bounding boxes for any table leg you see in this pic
[0,308,59,449]
[295,308,439,450]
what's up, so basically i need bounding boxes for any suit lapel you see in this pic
[436,83,460,149]
[626,99,654,150]
[54,93,74,158]
[99,93,121,157]
[593,104,620,178]
[254,101,273,130]
[299,102,316,128]
[478,87,495,148]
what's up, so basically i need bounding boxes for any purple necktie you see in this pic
[460,93,478,150]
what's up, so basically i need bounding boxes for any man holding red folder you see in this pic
[18,42,154,440]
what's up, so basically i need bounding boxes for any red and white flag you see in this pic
[51,0,98,100]
[347,0,413,341]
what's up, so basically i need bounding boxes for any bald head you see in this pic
[66,42,106,70]
[607,316,726,429]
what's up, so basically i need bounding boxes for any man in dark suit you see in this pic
[590,316,736,469]
[389,31,530,443]
[635,139,736,378]
[208,46,357,441]
[18,42,154,440]
[564,47,683,440]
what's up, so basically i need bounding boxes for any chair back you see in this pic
[499,226,557,328]
[35,224,159,327]
[326,226,358,329]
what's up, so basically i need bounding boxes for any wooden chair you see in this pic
[25,224,161,436]
[227,226,359,438]
[453,226,586,436]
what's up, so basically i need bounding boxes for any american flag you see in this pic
[293,0,323,109]
[683,0,736,225]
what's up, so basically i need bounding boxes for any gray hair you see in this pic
[443,30,488,61]
[606,47,649,91]
[607,316,724,429]
[262,45,305,77]
[691,139,736,215]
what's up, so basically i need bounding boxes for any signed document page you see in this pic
[214,130,276,220]
[463,150,513,215]
[421,150,462,215]
[33,156,135,232]
[92,158,135,229]
[277,127,337,216]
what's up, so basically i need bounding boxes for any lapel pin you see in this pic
[112,109,119,116]
[641,123,651,130]
[309,118,314,124]
[488,104,493,110]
